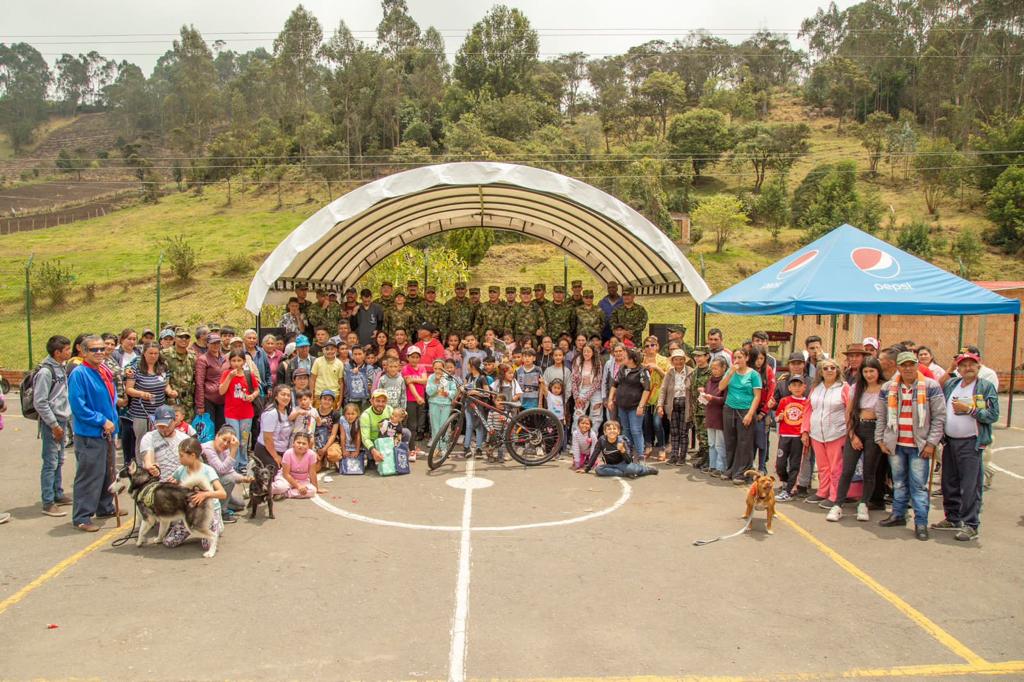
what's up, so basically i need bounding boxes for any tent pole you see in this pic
[957,315,964,350]
[792,315,799,358]
[693,302,700,346]
[830,314,838,357]
[876,314,881,343]
[1008,313,1019,429]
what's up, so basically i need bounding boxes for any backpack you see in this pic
[242,367,266,414]
[20,363,56,421]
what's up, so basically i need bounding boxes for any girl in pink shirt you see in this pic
[271,432,322,499]
[401,348,429,451]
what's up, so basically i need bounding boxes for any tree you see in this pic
[454,5,539,97]
[618,158,674,235]
[732,122,810,192]
[376,0,420,61]
[667,108,732,176]
[474,92,555,141]
[361,245,468,295]
[858,110,892,176]
[794,160,880,240]
[913,138,962,216]
[272,5,324,133]
[754,175,790,240]
[445,229,494,266]
[816,56,871,131]
[552,52,587,120]
[896,221,934,259]
[972,114,1024,192]
[951,228,983,279]
[691,194,749,253]
[986,165,1024,251]
[164,26,220,181]
[55,147,89,180]
[736,30,804,117]
[587,56,629,152]
[0,43,51,150]
[638,71,685,138]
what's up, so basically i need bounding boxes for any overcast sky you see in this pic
[4,0,857,74]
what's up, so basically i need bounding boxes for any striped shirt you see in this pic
[128,371,168,419]
[897,384,916,447]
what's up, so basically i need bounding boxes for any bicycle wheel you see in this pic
[427,411,464,470]
[504,408,564,465]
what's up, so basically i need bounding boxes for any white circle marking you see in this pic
[447,476,495,490]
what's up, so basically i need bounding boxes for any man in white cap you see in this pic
[862,337,880,358]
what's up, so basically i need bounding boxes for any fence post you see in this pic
[423,248,429,289]
[562,255,568,291]
[830,314,838,357]
[25,254,35,370]
[155,252,164,331]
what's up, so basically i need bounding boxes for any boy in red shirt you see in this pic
[775,375,809,501]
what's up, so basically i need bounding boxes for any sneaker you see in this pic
[930,519,959,531]
[818,498,834,510]
[856,503,870,522]
[731,478,746,486]
[878,514,907,527]
[42,504,67,517]
[793,486,809,498]
[408,451,417,462]
[954,526,978,542]
[825,505,842,522]
[805,495,825,504]
[0,512,10,525]
[915,526,929,541]
[775,490,792,502]
[222,512,238,524]
[55,496,73,506]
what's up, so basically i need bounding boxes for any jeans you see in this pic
[707,428,726,471]
[643,404,665,449]
[225,418,251,471]
[617,407,645,458]
[754,416,769,472]
[39,420,67,506]
[72,435,116,526]
[464,405,486,450]
[890,445,931,525]
[941,437,984,530]
[119,416,136,469]
[595,460,657,477]
[723,405,755,479]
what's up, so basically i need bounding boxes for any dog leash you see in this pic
[692,516,753,546]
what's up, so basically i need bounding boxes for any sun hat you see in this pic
[670,349,687,359]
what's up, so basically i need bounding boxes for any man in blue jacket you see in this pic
[931,351,999,542]
[67,335,123,532]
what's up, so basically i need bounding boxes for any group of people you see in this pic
[5,277,1003,549]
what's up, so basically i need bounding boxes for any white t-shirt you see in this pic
[945,380,979,439]
[139,429,191,481]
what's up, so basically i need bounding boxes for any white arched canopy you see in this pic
[246,162,711,313]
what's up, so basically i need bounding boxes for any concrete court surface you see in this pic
[0,397,1022,681]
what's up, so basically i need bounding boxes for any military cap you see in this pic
[455,281,467,289]
[407,280,419,287]
[381,280,393,287]
[519,286,532,294]
[571,279,583,288]
[505,286,517,294]
[622,286,635,295]
[469,287,481,294]
[533,283,546,291]
[207,322,221,332]
[668,324,687,333]
[582,289,594,297]
[553,285,566,293]
[691,345,710,356]
[425,285,436,294]
[394,290,406,298]
[488,285,500,293]
[173,326,190,337]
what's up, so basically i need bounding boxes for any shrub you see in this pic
[986,165,1024,251]
[162,235,199,281]
[32,259,76,307]
[896,221,934,259]
[224,253,253,276]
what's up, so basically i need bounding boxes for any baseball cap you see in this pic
[787,374,806,385]
[862,337,880,349]
[955,351,981,365]
[319,389,337,398]
[141,328,155,337]
[293,367,311,378]
[897,351,918,365]
[159,329,175,340]
[207,333,222,344]
[787,352,806,363]
[153,405,176,426]
[406,345,422,356]
[284,342,296,357]
[371,388,389,399]
[294,335,310,348]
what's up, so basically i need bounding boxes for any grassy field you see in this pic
[3,98,1021,370]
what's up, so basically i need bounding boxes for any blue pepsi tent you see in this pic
[703,224,1021,316]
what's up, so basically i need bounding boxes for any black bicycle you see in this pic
[426,374,564,470]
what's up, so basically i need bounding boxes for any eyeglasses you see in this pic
[86,346,105,353]
[645,343,658,347]
[176,334,190,339]
[822,366,839,371]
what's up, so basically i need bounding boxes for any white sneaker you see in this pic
[856,503,870,522]
[826,505,842,522]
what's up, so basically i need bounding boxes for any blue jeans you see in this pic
[39,420,67,506]
[225,418,251,471]
[464,407,486,450]
[595,461,657,477]
[754,416,769,472]
[708,428,726,471]
[617,407,645,458]
[890,445,931,525]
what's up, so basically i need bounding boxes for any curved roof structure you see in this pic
[246,162,711,313]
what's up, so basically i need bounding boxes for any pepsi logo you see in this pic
[777,249,818,279]
[851,247,901,279]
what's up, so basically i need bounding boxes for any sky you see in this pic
[3,0,858,74]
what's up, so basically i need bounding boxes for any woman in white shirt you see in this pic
[802,359,850,508]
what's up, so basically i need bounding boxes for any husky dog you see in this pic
[247,457,275,519]
[109,462,220,558]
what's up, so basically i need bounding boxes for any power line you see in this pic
[29,50,1021,59]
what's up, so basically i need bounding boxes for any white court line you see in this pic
[448,458,475,682]
[990,446,1024,480]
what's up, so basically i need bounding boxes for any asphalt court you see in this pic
[0,402,1023,681]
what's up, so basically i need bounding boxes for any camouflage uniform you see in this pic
[573,295,606,341]
[610,297,649,345]
[511,288,544,340]
[688,354,712,467]
[446,284,475,338]
[476,287,509,338]
[378,282,395,312]
[404,281,423,317]
[467,288,483,336]
[420,289,449,337]
[385,304,420,340]
[503,287,518,334]
[569,280,585,307]
[544,287,576,341]
[308,301,343,334]
[161,339,196,421]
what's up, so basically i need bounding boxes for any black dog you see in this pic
[248,457,275,519]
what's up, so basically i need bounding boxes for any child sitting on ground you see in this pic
[271,432,322,499]
[313,390,342,476]
[163,437,228,553]
[201,426,252,522]
[570,415,598,471]
[580,420,658,478]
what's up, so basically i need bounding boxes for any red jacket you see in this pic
[419,338,445,368]
[194,350,226,413]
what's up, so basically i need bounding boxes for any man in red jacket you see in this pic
[195,333,227,430]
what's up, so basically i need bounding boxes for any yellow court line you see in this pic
[0,526,122,617]
[521,659,1024,681]
[775,510,986,666]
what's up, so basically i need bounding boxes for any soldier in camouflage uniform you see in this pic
[569,279,585,307]
[160,326,197,421]
[511,286,544,341]
[308,290,342,335]
[419,285,449,338]
[688,346,712,469]
[446,282,475,338]
[378,281,395,312]
[573,289,605,341]
[503,286,518,334]
[404,280,423,316]
[385,291,420,340]
[544,285,576,342]
[660,324,694,359]
[476,286,508,339]
[609,286,649,345]
[532,283,549,314]
[468,287,483,331]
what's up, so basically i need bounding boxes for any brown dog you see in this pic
[741,469,776,534]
